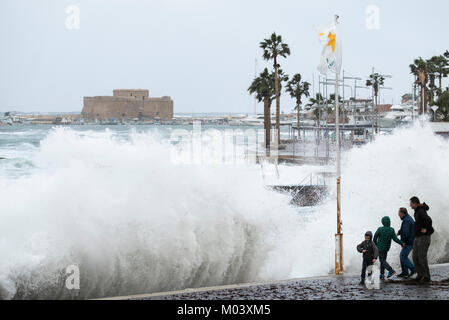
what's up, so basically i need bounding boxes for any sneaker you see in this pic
[360,280,365,285]
[380,274,385,280]
[387,270,396,279]
[408,270,417,278]
[397,273,409,278]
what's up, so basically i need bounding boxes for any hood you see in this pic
[381,216,391,227]
[365,231,373,240]
[421,203,430,211]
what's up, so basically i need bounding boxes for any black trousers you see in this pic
[361,258,374,280]
[379,251,393,275]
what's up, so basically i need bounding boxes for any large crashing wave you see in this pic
[0,123,448,299]
[292,123,449,277]
[0,128,301,299]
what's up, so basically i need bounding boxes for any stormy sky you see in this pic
[1,0,448,114]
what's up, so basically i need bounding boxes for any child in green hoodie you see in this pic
[374,216,404,279]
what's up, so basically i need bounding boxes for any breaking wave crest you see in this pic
[0,123,448,299]
[0,128,301,299]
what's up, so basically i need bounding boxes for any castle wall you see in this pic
[81,90,173,120]
[113,89,149,100]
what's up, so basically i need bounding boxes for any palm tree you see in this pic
[248,68,286,155]
[307,93,327,122]
[428,55,449,94]
[426,58,437,105]
[328,94,347,123]
[410,57,429,114]
[366,73,385,133]
[328,93,343,104]
[260,33,291,144]
[435,91,449,121]
[286,74,310,140]
[307,93,326,107]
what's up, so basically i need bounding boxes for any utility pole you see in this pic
[343,74,362,125]
[334,14,343,276]
[318,74,321,144]
[371,67,392,134]
[412,81,416,122]
[254,58,258,115]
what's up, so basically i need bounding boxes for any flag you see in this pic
[317,21,342,76]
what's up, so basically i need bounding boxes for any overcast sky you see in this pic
[1,0,449,114]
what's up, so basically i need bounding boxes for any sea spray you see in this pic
[0,123,448,299]
[288,123,449,277]
[0,128,301,299]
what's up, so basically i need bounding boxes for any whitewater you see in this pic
[0,123,448,299]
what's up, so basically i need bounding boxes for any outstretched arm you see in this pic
[392,229,404,246]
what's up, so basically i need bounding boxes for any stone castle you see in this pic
[81,89,173,121]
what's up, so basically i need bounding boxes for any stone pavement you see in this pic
[115,264,449,300]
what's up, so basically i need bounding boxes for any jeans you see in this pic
[413,236,431,280]
[379,251,393,276]
[400,245,415,275]
[361,258,374,280]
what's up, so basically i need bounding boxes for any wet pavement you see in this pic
[134,264,449,300]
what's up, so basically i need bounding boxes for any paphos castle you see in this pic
[81,89,174,121]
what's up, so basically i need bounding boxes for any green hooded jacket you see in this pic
[373,216,403,253]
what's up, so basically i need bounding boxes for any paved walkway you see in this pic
[105,264,449,300]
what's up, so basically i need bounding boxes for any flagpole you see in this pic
[334,14,344,276]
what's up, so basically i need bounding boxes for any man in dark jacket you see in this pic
[357,231,379,285]
[397,208,416,278]
[410,197,434,283]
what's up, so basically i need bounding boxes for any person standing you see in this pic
[357,231,379,285]
[410,197,434,283]
[397,208,416,278]
[374,216,404,280]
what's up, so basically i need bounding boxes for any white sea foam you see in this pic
[0,123,448,299]
[291,122,449,277]
[0,127,302,299]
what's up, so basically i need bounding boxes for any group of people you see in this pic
[357,196,435,285]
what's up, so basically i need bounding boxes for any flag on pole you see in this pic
[317,18,342,76]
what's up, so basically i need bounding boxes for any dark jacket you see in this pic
[398,213,415,246]
[414,203,434,237]
[374,216,403,253]
[357,231,379,261]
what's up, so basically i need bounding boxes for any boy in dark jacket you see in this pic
[374,216,404,279]
[397,208,416,277]
[357,231,379,285]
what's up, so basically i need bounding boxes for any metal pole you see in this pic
[354,79,357,125]
[317,75,320,144]
[333,14,343,274]
[335,71,343,276]
[412,83,415,122]
[254,59,257,115]
[342,70,345,108]
[371,67,375,139]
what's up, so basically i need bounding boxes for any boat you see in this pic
[347,115,372,127]
[379,104,418,128]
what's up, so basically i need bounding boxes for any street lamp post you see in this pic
[374,70,392,134]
